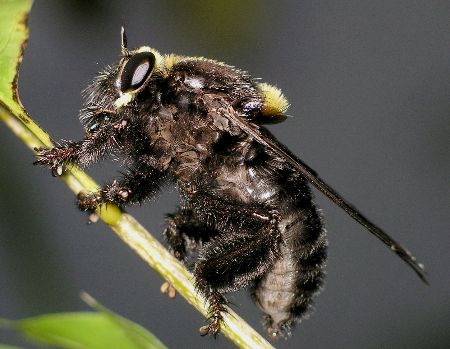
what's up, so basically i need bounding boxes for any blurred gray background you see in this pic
[1,1,449,348]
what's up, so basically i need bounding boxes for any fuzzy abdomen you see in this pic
[205,135,328,337]
[253,205,327,338]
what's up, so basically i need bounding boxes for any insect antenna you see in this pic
[120,20,129,57]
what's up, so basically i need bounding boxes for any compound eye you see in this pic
[120,51,155,92]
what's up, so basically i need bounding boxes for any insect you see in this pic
[35,27,427,339]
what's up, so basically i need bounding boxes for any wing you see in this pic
[224,105,428,284]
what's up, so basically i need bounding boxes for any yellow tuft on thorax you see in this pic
[257,82,289,123]
[163,54,183,73]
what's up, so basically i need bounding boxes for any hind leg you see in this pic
[194,220,283,336]
[185,191,284,336]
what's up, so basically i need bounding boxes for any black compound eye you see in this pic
[120,51,155,92]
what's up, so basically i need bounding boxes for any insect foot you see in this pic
[198,291,227,337]
[77,192,101,212]
[199,316,221,337]
[33,146,67,176]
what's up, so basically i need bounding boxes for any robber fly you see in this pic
[35,27,427,339]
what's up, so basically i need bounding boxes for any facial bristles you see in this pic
[257,82,289,121]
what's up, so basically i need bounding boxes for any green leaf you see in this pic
[1,295,167,349]
[0,0,32,114]
[0,0,53,150]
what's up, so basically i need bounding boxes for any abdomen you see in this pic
[252,172,327,338]
[213,137,328,337]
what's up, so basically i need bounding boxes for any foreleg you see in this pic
[34,117,127,174]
